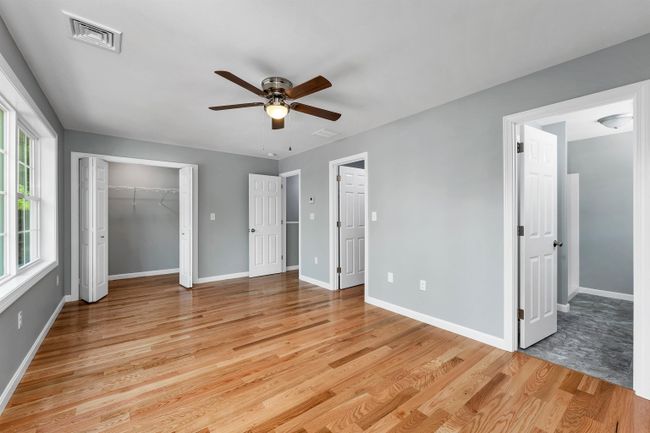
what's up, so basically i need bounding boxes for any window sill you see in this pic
[0,260,58,315]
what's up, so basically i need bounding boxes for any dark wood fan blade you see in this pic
[290,103,341,121]
[214,71,265,97]
[272,118,285,130]
[285,76,331,99]
[209,102,264,111]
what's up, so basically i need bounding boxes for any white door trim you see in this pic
[70,152,199,301]
[567,173,580,300]
[502,80,650,399]
[328,153,368,294]
[280,169,301,275]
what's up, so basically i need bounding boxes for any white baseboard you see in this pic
[63,294,75,303]
[299,274,333,290]
[568,289,579,302]
[108,268,179,281]
[557,303,570,313]
[579,286,634,302]
[365,296,510,351]
[196,271,249,284]
[0,296,64,415]
[286,265,299,271]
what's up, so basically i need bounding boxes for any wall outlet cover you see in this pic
[309,213,315,220]
[387,272,394,283]
[17,311,23,330]
[419,280,427,291]
[371,211,377,221]
[314,257,319,264]
[210,212,216,221]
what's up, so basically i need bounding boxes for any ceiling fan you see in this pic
[209,71,341,130]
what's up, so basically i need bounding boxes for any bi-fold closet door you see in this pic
[79,157,109,303]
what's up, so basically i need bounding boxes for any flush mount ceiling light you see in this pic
[597,113,633,130]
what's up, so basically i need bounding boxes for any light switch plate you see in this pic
[314,257,319,264]
[387,272,394,283]
[210,213,216,221]
[371,211,377,221]
[309,213,315,220]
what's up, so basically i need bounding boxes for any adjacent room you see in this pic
[518,101,634,388]
[1,1,650,432]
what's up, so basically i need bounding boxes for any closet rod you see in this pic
[108,185,179,193]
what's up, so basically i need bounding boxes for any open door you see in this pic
[249,174,282,277]
[519,125,559,348]
[338,165,366,289]
[179,167,193,288]
[79,157,109,303]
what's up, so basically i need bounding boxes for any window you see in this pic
[0,109,5,277]
[0,68,57,313]
[17,128,38,268]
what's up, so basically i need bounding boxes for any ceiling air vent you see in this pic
[63,11,122,53]
[312,128,339,138]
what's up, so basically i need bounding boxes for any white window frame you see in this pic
[0,99,9,282]
[0,57,59,315]
[16,122,40,271]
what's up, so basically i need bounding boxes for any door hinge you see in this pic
[517,225,524,236]
[336,174,341,182]
[336,221,341,228]
[518,308,524,320]
[517,142,524,153]
[336,266,341,274]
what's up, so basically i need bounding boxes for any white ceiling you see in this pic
[534,100,634,141]
[1,1,650,159]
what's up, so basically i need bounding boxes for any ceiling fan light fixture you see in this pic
[265,99,289,120]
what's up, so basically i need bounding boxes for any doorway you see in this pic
[502,81,650,399]
[329,153,368,290]
[280,170,301,274]
[70,153,198,302]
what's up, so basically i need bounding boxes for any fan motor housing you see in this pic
[262,77,293,95]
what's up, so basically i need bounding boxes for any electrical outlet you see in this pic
[419,280,427,291]
[56,275,60,286]
[309,212,315,220]
[387,272,394,283]
[314,257,318,264]
[17,311,22,330]
[210,213,216,221]
[371,211,378,221]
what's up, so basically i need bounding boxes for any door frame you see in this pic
[502,80,650,399]
[70,152,199,301]
[280,169,301,274]
[328,152,368,292]
[566,173,580,301]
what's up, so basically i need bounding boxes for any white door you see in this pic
[338,166,366,289]
[519,125,558,348]
[567,173,580,299]
[249,174,282,277]
[79,157,109,303]
[179,167,193,288]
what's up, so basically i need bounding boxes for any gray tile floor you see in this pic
[520,293,633,388]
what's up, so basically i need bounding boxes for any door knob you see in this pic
[250,228,256,233]
[553,240,563,247]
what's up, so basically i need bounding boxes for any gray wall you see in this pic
[64,130,278,291]
[280,32,650,339]
[568,132,634,294]
[286,175,299,267]
[541,122,569,305]
[0,17,64,397]
[108,163,179,275]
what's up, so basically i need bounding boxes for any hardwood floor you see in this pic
[1,271,648,432]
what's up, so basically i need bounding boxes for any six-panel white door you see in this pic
[79,157,109,303]
[338,166,366,289]
[179,166,193,288]
[249,174,282,277]
[519,125,558,348]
